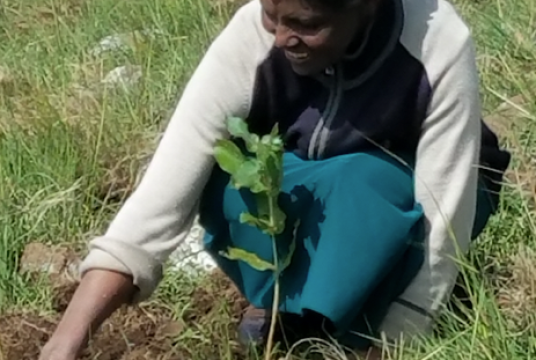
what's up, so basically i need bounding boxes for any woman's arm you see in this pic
[40,270,135,359]
[39,2,268,358]
[379,0,482,340]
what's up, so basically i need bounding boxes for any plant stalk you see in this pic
[265,196,280,360]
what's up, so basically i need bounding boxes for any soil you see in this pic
[0,270,249,360]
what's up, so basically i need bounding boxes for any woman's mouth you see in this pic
[284,51,309,61]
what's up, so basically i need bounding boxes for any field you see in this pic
[0,0,535,358]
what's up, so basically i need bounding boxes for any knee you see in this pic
[322,153,415,204]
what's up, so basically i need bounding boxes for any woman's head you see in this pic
[261,0,382,76]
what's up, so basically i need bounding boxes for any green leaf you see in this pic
[227,117,250,139]
[280,238,296,273]
[269,123,284,150]
[254,193,271,218]
[270,123,280,137]
[227,117,260,153]
[219,247,275,272]
[271,205,287,234]
[214,139,246,175]
[239,212,264,227]
[265,153,283,194]
[240,212,277,234]
[232,159,267,193]
[245,134,260,153]
[249,194,286,235]
[279,219,300,273]
[261,134,272,146]
[249,193,277,234]
[271,138,284,153]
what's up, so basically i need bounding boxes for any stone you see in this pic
[101,65,143,88]
[90,34,130,56]
[90,29,165,57]
[168,216,218,274]
[20,242,80,281]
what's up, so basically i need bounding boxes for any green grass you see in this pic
[0,0,535,358]
[0,0,235,307]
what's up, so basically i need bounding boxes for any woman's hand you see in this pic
[38,269,136,360]
[38,341,79,360]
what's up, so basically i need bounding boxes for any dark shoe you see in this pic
[237,306,333,348]
[238,306,272,347]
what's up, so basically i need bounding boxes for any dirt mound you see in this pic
[0,305,179,360]
[0,313,58,360]
[190,268,249,319]
[0,271,249,360]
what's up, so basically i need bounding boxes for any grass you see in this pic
[0,0,535,358]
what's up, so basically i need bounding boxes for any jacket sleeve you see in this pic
[378,34,482,338]
[79,3,261,302]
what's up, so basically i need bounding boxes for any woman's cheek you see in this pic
[302,32,331,51]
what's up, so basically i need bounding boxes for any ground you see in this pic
[0,269,250,360]
[0,0,535,359]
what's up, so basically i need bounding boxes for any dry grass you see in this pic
[496,247,536,329]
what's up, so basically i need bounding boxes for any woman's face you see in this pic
[261,0,377,76]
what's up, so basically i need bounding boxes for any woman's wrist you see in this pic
[51,321,90,348]
[47,270,135,351]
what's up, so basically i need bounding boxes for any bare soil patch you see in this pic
[0,270,248,360]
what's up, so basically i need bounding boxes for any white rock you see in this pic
[90,34,128,56]
[90,29,165,57]
[139,28,165,38]
[101,65,142,88]
[168,217,218,274]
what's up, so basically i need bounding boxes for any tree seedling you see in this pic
[213,117,297,360]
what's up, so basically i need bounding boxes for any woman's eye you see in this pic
[294,21,323,32]
[300,22,321,30]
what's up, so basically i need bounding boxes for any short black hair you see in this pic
[308,0,362,11]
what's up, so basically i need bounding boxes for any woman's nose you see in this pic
[273,25,298,49]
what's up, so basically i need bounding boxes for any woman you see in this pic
[39,0,511,358]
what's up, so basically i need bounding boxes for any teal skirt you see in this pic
[198,150,492,347]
